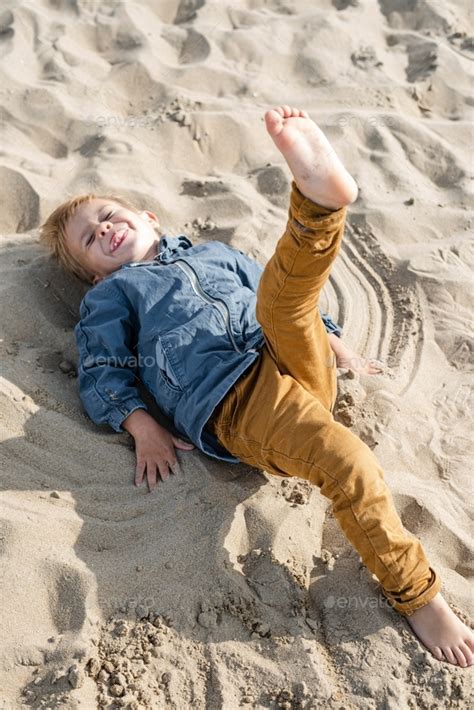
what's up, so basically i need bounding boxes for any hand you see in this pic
[122,409,195,492]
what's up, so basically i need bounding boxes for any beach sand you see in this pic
[0,0,473,707]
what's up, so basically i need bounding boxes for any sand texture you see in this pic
[0,0,473,708]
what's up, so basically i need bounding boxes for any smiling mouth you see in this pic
[110,229,128,253]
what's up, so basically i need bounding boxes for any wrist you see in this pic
[122,408,158,437]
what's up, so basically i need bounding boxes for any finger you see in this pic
[157,460,171,482]
[146,461,158,492]
[172,437,195,450]
[135,459,146,486]
[170,457,184,476]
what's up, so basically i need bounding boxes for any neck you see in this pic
[141,238,160,262]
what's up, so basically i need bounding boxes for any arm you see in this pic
[75,283,194,491]
[74,283,147,432]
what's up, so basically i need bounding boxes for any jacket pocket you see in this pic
[156,335,184,392]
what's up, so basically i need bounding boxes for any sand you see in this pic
[0,0,473,708]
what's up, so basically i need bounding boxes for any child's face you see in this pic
[65,198,160,284]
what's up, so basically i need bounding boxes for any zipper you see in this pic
[174,259,246,354]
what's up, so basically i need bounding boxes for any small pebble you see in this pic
[135,604,148,619]
[111,672,127,686]
[59,360,75,374]
[87,658,100,678]
[109,683,124,697]
[68,665,84,689]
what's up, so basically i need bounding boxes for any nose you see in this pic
[95,220,112,240]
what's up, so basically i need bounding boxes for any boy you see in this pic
[40,106,473,667]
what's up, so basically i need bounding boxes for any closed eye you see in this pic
[87,211,114,247]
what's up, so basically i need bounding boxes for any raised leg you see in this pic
[256,182,346,410]
[255,106,357,410]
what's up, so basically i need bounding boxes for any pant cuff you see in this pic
[382,567,442,616]
[289,180,347,227]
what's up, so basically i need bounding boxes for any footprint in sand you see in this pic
[0,167,39,233]
[174,0,206,25]
[387,33,438,83]
[378,0,452,33]
[179,28,211,64]
[254,165,289,197]
[45,562,89,634]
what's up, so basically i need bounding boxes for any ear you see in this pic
[92,274,103,285]
[141,210,160,227]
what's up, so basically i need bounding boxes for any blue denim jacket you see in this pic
[74,235,342,463]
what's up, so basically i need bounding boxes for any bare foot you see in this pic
[264,105,358,210]
[328,334,384,375]
[337,353,384,375]
[406,593,474,667]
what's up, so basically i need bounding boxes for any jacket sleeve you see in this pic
[74,283,147,432]
[233,247,343,337]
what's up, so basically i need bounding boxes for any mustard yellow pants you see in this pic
[207,182,441,616]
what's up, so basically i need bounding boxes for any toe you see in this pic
[452,646,468,667]
[281,104,292,117]
[265,109,284,136]
[442,647,458,665]
[459,642,473,666]
[291,107,299,116]
[301,110,309,118]
[368,359,384,374]
[274,106,285,116]
[453,641,470,668]
[432,646,444,662]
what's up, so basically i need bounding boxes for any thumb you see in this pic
[173,437,195,450]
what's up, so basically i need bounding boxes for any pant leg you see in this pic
[255,181,346,411]
[210,348,441,616]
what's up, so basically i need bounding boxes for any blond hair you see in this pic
[39,193,143,284]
